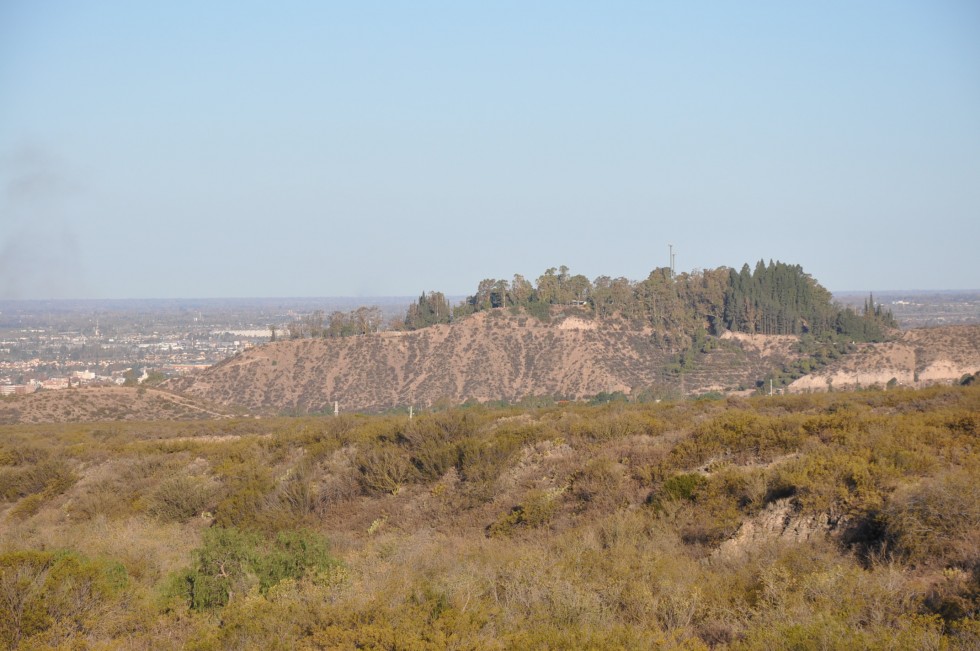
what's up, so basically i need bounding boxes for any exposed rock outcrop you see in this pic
[788,325,980,392]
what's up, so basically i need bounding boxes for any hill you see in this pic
[0,386,231,424]
[168,309,803,413]
[169,304,980,414]
[175,259,905,415]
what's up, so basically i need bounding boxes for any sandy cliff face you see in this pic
[170,311,790,413]
[788,325,980,392]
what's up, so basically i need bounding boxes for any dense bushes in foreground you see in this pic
[0,385,978,648]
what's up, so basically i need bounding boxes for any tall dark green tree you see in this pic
[404,291,452,330]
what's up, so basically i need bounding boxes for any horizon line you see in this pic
[2,288,979,303]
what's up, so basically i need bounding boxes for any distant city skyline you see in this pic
[2,2,978,299]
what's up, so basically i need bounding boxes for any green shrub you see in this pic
[0,550,128,648]
[255,529,338,593]
[525,300,551,323]
[174,526,338,611]
[488,489,558,537]
[190,527,260,610]
[658,473,707,503]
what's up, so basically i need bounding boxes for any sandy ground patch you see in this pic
[558,316,598,331]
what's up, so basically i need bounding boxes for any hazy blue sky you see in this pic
[2,1,978,299]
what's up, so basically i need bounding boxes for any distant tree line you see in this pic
[722,261,837,336]
[283,260,896,344]
[285,307,384,339]
[404,260,896,342]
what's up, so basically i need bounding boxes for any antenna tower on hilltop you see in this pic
[669,244,676,277]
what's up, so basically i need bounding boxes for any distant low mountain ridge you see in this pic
[166,262,979,414]
[167,309,796,413]
[168,315,980,414]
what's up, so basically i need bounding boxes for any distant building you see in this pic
[168,364,211,375]
[0,384,35,396]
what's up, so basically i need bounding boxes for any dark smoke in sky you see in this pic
[0,144,86,299]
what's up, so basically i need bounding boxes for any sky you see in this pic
[1,1,978,299]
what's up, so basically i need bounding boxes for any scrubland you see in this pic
[1,386,979,649]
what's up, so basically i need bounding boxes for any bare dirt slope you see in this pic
[0,386,231,424]
[169,311,796,413]
[788,325,980,392]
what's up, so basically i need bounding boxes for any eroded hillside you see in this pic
[0,386,231,425]
[170,310,798,413]
[788,325,980,392]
